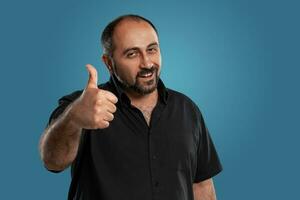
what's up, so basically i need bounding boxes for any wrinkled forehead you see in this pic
[112,19,159,52]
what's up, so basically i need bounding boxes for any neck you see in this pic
[125,89,158,108]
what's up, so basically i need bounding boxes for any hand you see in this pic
[70,64,118,129]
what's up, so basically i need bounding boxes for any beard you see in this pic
[113,65,159,95]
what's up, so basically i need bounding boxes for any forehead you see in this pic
[112,19,159,50]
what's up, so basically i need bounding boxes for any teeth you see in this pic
[140,72,152,77]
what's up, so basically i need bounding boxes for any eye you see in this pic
[147,47,158,54]
[126,51,138,58]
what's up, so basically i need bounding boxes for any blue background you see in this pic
[0,0,299,199]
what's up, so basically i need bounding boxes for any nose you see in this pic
[140,53,153,69]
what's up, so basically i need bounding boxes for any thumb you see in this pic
[85,64,98,89]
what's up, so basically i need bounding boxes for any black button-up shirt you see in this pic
[48,76,222,200]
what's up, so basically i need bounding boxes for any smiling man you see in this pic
[39,14,222,200]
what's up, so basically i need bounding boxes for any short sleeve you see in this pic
[193,111,223,183]
[47,90,83,127]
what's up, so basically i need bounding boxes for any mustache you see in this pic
[137,66,157,77]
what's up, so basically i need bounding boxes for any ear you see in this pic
[102,54,114,74]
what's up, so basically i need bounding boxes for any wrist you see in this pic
[64,101,83,131]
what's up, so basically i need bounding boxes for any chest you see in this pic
[87,105,199,171]
[136,105,155,126]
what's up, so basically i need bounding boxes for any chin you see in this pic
[138,81,158,94]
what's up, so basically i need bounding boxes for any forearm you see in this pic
[193,179,217,200]
[39,104,82,171]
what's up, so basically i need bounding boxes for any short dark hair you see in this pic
[101,14,158,57]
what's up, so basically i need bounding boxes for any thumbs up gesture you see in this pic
[70,64,118,129]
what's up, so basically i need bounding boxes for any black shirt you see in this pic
[47,76,222,200]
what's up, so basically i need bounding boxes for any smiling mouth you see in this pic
[138,71,154,78]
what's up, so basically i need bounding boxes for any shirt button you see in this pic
[152,155,157,160]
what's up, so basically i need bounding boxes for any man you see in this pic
[39,14,222,200]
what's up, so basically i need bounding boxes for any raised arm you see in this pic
[39,64,118,171]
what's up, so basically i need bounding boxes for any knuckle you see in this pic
[98,89,107,97]
[96,98,103,106]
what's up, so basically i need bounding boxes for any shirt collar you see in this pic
[109,74,168,106]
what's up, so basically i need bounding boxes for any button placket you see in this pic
[149,129,161,198]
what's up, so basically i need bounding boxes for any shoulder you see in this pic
[166,88,203,120]
[167,88,199,110]
[48,82,109,124]
[58,90,83,105]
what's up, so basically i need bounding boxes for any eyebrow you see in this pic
[122,42,159,55]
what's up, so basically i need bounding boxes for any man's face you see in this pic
[109,19,161,95]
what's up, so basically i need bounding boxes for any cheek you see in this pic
[117,64,139,81]
[115,59,137,76]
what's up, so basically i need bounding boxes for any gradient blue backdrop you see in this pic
[1,0,299,199]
